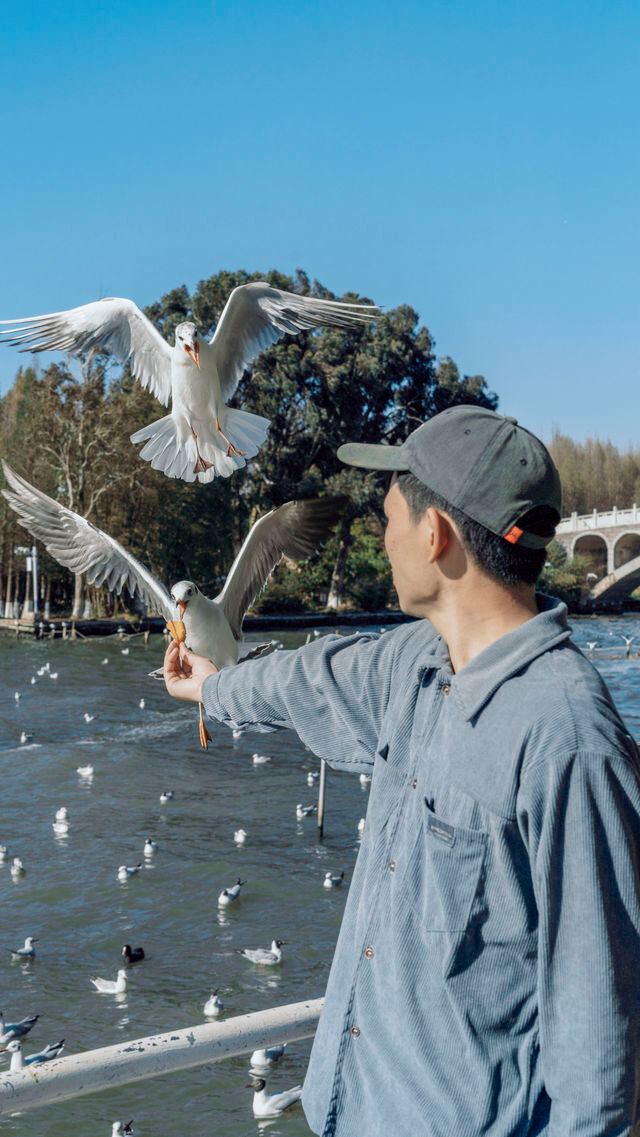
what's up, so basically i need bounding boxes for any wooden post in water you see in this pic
[305,631,328,839]
[317,759,327,839]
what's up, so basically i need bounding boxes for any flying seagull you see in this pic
[0,282,379,483]
[1,461,344,747]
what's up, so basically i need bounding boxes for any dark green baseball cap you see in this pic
[337,405,562,549]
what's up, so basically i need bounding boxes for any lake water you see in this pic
[0,613,639,1136]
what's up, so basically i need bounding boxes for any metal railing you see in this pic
[0,998,323,1115]
[556,505,639,533]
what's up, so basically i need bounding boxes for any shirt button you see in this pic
[350,1025,361,1037]
[441,683,451,695]
[411,777,418,789]
[389,860,396,872]
[364,947,375,959]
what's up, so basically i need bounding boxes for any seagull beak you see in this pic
[184,343,200,369]
[178,600,187,619]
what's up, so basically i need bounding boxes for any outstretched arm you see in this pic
[170,630,399,772]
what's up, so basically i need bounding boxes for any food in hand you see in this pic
[166,619,186,644]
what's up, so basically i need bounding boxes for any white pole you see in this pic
[0,997,323,1115]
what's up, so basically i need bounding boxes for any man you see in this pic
[164,406,640,1137]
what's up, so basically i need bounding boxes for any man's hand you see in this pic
[163,641,218,703]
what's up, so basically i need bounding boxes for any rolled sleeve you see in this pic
[201,631,398,771]
[520,749,640,1136]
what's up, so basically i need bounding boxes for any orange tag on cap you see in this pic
[504,525,523,544]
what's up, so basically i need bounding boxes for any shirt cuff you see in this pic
[201,672,225,721]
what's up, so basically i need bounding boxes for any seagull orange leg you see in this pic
[190,425,213,474]
[215,417,247,458]
[199,702,212,750]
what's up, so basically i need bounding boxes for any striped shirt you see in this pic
[202,596,640,1137]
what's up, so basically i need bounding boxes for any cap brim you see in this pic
[337,442,411,471]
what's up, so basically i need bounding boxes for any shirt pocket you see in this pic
[404,798,488,978]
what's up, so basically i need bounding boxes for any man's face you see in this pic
[383,480,434,614]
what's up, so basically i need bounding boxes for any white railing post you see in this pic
[0,998,323,1115]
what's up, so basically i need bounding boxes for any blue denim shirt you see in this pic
[202,597,640,1137]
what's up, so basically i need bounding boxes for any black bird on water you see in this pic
[122,945,145,965]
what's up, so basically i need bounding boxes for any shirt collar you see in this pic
[426,595,572,722]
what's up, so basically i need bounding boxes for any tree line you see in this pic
[548,432,640,515]
[0,268,497,619]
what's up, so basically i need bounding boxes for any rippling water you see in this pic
[0,613,638,1136]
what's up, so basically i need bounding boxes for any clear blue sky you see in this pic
[1,0,638,446]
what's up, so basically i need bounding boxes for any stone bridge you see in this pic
[555,506,640,601]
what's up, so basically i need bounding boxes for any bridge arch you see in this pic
[590,553,640,602]
[613,530,640,569]
[572,533,608,579]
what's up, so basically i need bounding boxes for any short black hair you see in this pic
[395,472,557,586]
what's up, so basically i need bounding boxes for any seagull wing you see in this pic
[0,297,173,405]
[216,497,346,640]
[1,462,174,620]
[209,282,380,401]
[272,1086,303,1109]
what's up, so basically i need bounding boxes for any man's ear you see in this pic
[423,507,450,563]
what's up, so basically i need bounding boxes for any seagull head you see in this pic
[170,580,199,620]
[175,321,200,369]
[246,1076,266,1091]
[2,1040,21,1054]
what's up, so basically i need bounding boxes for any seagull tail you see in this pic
[130,409,270,484]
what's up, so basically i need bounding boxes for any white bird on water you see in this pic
[2,1038,64,1070]
[0,1011,39,1045]
[143,839,158,857]
[121,647,130,656]
[14,691,20,702]
[53,807,69,835]
[55,807,68,822]
[159,790,174,804]
[252,752,270,765]
[0,845,8,860]
[250,1044,286,1067]
[9,937,38,961]
[117,864,142,882]
[1,463,344,751]
[246,1076,302,1118]
[101,657,109,665]
[10,858,25,879]
[234,828,248,845]
[307,770,319,786]
[112,1121,134,1135]
[84,712,95,723]
[236,940,286,966]
[90,970,127,994]
[296,803,316,819]
[139,698,145,709]
[323,871,345,889]
[203,990,224,1016]
[217,878,247,907]
[77,764,94,778]
[359,773,372,787]
[19,731,32,744]
[0,283,379,483]
[357,817,365,836]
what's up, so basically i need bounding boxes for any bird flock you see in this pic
[3,642,366,1131]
